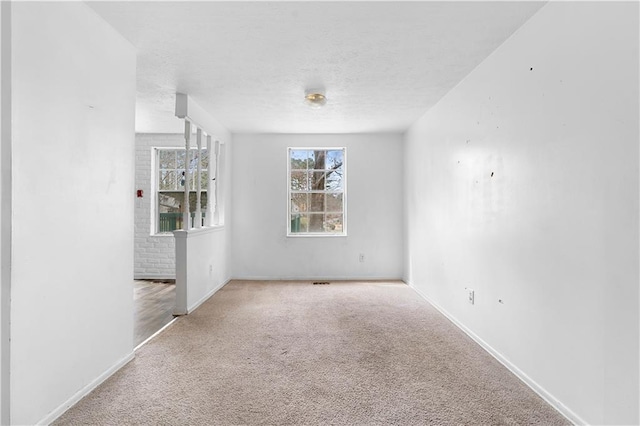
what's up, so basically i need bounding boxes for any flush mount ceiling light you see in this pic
[304,92,327,108]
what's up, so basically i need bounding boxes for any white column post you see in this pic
[183,120,191,230]
[206,135,214,227]
[194,128,203,228]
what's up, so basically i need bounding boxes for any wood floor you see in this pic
[133,280,176,347]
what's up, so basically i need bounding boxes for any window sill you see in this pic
[287,233,347,238]
[173,225,225,239]
[153,225,225,237]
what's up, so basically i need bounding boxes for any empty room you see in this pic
[1,1,639,425]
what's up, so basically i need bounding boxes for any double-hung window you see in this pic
[288,148,346,236]
[156,148,208,233]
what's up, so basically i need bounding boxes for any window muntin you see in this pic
[288,148,346,236]
[156,148,208,233]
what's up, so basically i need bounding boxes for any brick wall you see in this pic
[135,133,184,279]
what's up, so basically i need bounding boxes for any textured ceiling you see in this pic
[88,1,546,134]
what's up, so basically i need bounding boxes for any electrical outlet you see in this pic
[209,264,213,277]
[359,253,365,263]
[467,289,475,305]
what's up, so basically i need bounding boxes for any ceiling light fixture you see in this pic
[304,92,327,108]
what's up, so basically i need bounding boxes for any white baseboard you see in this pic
[134,274,175,280]
[39,352,135,425]
[230,276,403,282]
[187,278,231,314]
[407,281,586,426]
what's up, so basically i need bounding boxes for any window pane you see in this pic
[291,171,309,190]
[159,150,176,169]
[325,193,343,212]
[158,192,183,233]
[187,151,200,173]
[324,214,343,232]
[291,193,308,213]
[159,192,182,213]
[326,168,343,191]
[159,171,176,190]
[326,150,343,170]
[290,150,311,170]
[291,214,308,233]
[311,171,325,190]
[308,213,324,232]
[200,149,209,169]
[176,151,186,168]
[310,150,326,170]
[309,192,325,213]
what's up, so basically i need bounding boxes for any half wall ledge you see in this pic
[174,226,226,315]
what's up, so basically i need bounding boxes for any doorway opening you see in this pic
[133,279,176,347]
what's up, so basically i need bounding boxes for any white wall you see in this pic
[174,227,229,315]
[404,2,638,425]
[0,2,10,423]
[232,133,403,280]
[135,133,183,279]
[11,3,136,424]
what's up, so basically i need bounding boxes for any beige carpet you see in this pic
[55,280,569,425]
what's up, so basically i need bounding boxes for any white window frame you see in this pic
[287,147,347,237]
[153,146,208,235]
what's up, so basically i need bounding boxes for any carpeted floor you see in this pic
[55,280,569,425]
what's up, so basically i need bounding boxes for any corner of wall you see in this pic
[0,2,11,423]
